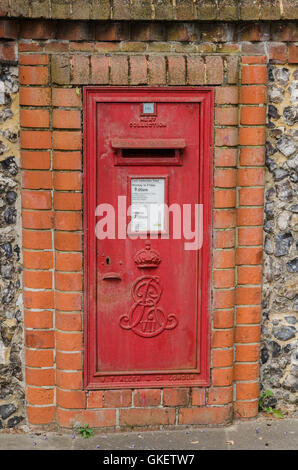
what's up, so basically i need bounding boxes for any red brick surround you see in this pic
[1,18,296,429]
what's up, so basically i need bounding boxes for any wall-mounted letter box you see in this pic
[84,87,213,389]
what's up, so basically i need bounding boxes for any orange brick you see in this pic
[235,344,260,362]
[215,107,238,125]
[207,386,233,405]
[241,65,267,84]
[236,286,262,305]
[20,86,51,106]
[240,106,266,125]
[22,230,52,249]
[56,351,82,370]
[55,292,82,311]
[27,406,56,424]
[214,230,235,249]
[19,42,44,52]
[237,247,263,265]
[234,363,259,381]
[192,388,206,406]
[24,290,54,310]
[237,208,264,226]
[238,266,262,285]
[215,86,238,104]
[56,331,82,352]
[235,325,261,343]
[55,272,83,292]
[22,170,52,189]
[19,54,49,65]
[212,368,233,386]
[53,172,81,191]
[214,210,236,229]
[55,252,82,271]
[52,88,81,107]
[26,368,55,386]
[163,388,190,407]
[54,192,82,211]
[56,389,86,409]
[20,108,50,128]
[214,148,237,167]
[236,306,261,324]
[56,370,83,389]
[88,391,104,408]
[55,311,82,331]
[238,227,263,246]
[212,329,234,348]
[120,408,175,427]
[178,406,232,425]
[19,65,48,85]
[54,231,82,251]
[240,86,266,104]
[213,269,235,288]
[104,390,132,408]
[134,389,161,407]
[23,250,53,269]
[239,127,265,146]
[214,169,237,188]
[234,401,258,418]
[289,44,298,63]
[23,270,52,289]
[213,309,234,329]
[215,127,238,147]
[52,109,81,129]
[24,310,53,329]
[22,190,51,210]
[22,210,54,229]
[25,349,54,368]
[21,151,51,170]
[54,211,82,231]
[214,189,236,208]
[212,349,233,367]
[57,408,116,428]
[21,130,51,149]
[268,43,287,63]
[26,387,54,406]
[213,250,235,269]
[53,131,82,150]
[214,290,235,309]
[239,187,264,206]
[241,56,267,64]
[53,151,82,170]
[240,147,265,166]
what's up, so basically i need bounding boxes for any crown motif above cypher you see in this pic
[134,241,161,269]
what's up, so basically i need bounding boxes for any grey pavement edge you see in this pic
[0,415,297,450]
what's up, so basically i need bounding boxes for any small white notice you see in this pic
[130,178,165,233]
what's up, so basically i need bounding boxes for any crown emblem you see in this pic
[134,241,161,269]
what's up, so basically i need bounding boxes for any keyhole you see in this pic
[105,257,110,265]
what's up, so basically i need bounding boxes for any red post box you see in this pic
[84,87,213,389]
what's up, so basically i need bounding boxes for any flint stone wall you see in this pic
[261,64,298,411]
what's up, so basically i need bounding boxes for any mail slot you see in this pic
[84,87,213,389]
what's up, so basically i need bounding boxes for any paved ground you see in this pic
[0,415,297,450]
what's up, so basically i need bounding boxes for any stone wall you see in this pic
[0,59,24,429]
[261,63,298,412]
[0,0,297,21]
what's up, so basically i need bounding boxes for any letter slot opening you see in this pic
[111,138,186,166]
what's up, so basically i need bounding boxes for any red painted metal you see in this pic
[111,138,186,148]
[83,87,213,389]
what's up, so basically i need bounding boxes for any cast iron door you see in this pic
[84,88,213,389]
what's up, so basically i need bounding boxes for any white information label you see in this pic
[131,178,165,233]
